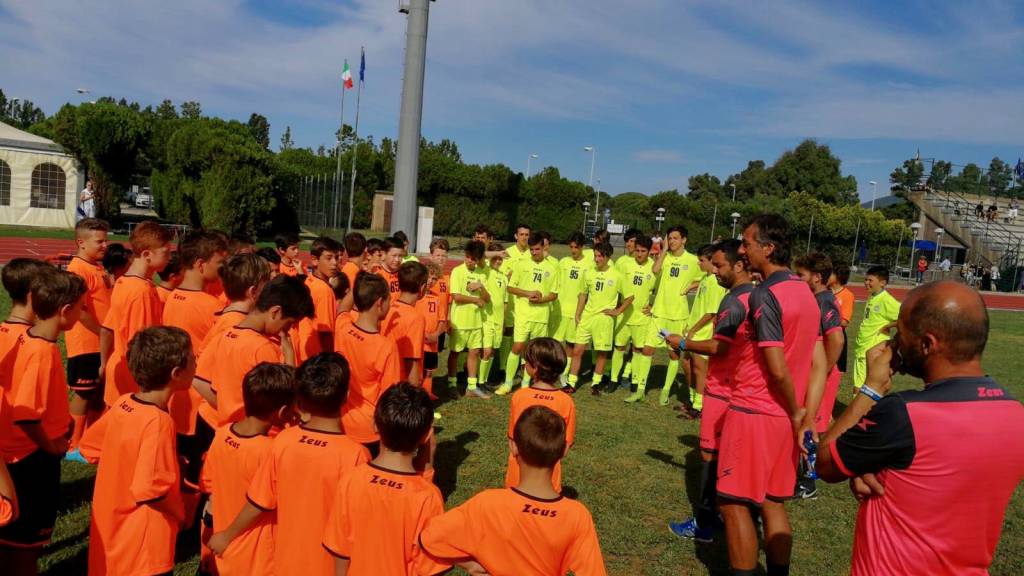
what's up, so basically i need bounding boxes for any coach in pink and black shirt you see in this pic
[818,281,1024,576]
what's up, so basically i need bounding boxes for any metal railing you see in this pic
[923,187,1022,267]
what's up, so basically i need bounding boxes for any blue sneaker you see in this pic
[64,449,88,464]
[668,517,713,543]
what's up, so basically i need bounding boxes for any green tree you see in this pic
[987,157,1012,196]
[180,101,202,119]
[280,126,294,151]
[927,160,952,188]
[889,158,925,193]
[0,89,46,129]
[768,140,858,204]
[156,99,178,120]
[247,113,271,150]
[686,173,723,202]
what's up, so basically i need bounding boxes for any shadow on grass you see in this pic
[58,471,96,516]
[434,430,481,500]
[41,546,89,576]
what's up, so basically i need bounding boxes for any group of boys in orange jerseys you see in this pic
[0,218,607,576]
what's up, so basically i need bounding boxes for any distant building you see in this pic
[0,121,83,228]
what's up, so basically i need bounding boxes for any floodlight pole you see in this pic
[392,0,431,251]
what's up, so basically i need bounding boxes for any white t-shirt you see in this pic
[940,259,951,272]
[79,187,95,219]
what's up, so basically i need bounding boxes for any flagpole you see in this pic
[346,48,364,235]
[333,60,348,232]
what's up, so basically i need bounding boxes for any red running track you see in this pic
[1,236,1021,310]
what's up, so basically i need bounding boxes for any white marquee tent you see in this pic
[0,120,83,228]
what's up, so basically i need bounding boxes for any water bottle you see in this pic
[803,431,819,480]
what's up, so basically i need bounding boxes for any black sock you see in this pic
[732,569,757,576]
[696,459,719,528]
[767,563,790,576]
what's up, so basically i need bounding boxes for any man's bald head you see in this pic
[902,281,988,363]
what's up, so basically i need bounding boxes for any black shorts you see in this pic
[179,414,218,489]
[0,449,61,548]
[67,353,102,392]
[437,334,447,352]
[424,352,439,371]
[837,329,849,374]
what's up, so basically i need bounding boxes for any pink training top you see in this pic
[706,283,755,400]
[816,289,843,382]
[831,377,1024,576]
[731,270,818,417]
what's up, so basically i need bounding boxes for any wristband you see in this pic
[677,339,687,353]
[859,385,883,402]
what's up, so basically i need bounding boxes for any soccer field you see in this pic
[1,292,1021,575]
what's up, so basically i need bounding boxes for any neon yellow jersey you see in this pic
[508,257,560,323]
[582,266,624,318]
[652,250,702,320]
[482,265,508,325]
[581,248,597,270]
[855,289,901,352]
[688,273,728,338]
[499,244,530,275]
[449,262,488,330]
[402,255,419,263]
[621,259,656,326]
[614,254,635,275]
[555,255,588,319]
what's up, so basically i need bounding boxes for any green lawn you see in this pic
[0,291,1021,575]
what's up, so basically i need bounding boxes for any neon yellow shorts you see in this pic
[550,315,578,343]
[482,321,503,350]
[451,327,483,352]
[615,320,651,348]
[577,314,615,351]
[513,320,549,344]
[645,316,686,349]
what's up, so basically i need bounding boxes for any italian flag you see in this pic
[342,62,354,89]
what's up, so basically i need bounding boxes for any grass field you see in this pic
[1,291,1021,575]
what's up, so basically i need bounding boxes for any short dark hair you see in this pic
[332,272,351,301]
[375,382,434,453]
[866,265,890,283]
[513,405,566,469]
[473,224,492,237]
[366,238,384,253]
[566,232,586,246]
[103,243,133,276]
[128,326,192,392]
[698,243,716,259]
[906,285,988,362]
[515,223,531,234]
[833,263,851,285]
[344,232,367,257]
[2,258,50,305]
[634,234,653,250]
[380,238,398,253]
[593,229,610,244]
[594,242,614,258]
[30,268,86,319]
[489,242,504,253]
[242,363,296,420]
[623,228,642,242]
[179,230,228,268]
[310,236,342,258]
[353,272,388,311]
[398,261,428,293]
[539,231,552,243]
[429,238,450,252]
[713,239,743,266]
[666,225,688,239]
[745,214,791,266]
[75,217,110,235]
[274,232,300,250]
[256,246,281,266]
[464,240,485,261]
[528,231,545,247]
[523,338,567,384]
[295,353,349,417]
[220,253,273,301]
[793,252,833,283]
[229,232,255,255]
[393,230,409,246]
[255,275,315,319]
[156,251,181,282]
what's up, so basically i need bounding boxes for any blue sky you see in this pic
[2,0,1022,203]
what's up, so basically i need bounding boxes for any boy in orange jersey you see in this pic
[294,236,341,362]
[505,338,576,492]
[335,273,402,455]
[418,262,446,398]
[100,221,173,407]
[1,259,51,392]
[323,382,444,576]
[341,232,367,288]
[200,363,295,576]
[155,250,183,304]
[163,231,229,434]
[193,275,313,458]
[202,253,274,352]
[365,238,384,272]
[102,242,132,286]
[80,326,195,576]
[275,232,302,277]
[383,261,428,386]
[419,405,607,576]
[332,271,355,318]
[64,219,112,461]
[209,353,371,576]
[0,399,15,528]
[0,268,85,574]
[378,237,405,301]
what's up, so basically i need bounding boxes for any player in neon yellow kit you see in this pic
[616,235,658,402]
[479,243,508,385]
[609,229,642,387]
[551,232,589,381]
[568,243,633,393]
[853,265,900,388]
[498,232,560,395]
[683,243,728,415]
[649,226,703,406]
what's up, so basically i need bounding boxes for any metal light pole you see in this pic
[709,200,718,242]
[526,153,538,179]
[870,180,878,211]
[595,178,602,227]
[730,183,737,202]
[731,212,741,237]
[851,216,862,269]
[934,227,945,281]
[807,213,814,253]
[895,225,905,275]
[584,146,598,220]
[909,222,921,282]
[582,201,591,234]
[655,207,666,231]
[392,0,432,251]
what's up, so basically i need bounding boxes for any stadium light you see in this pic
[655,207,666,231]
[909,222,922,280]
[870,180,878,211]
[730,183,737,202]
[526,153,539,179]
[934,227,945,281]
[731,212,741,236]
[583,146,598,219]
[582,201,591,233]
